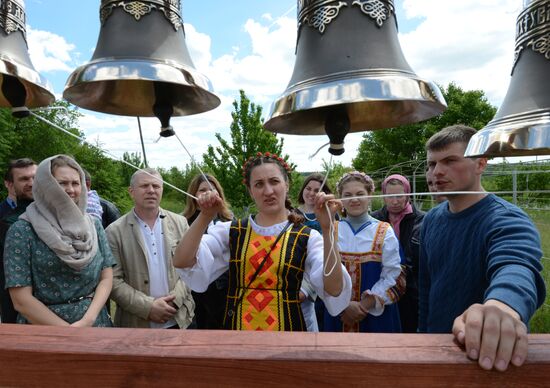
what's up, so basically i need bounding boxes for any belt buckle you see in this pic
[67,295,85,304]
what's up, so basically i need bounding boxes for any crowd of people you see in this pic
[0,125,546,371]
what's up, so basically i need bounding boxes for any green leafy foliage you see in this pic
[202,90,290,215]
[352,83,497,179]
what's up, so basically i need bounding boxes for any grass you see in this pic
[527,209,550,333]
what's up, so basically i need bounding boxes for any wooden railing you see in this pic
[0,324,548,387]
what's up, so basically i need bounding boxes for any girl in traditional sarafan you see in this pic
[173,152,351,331]
[325,171,403,333]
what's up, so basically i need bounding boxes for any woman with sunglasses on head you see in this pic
[173,152,351,331]
[183,173,233,330]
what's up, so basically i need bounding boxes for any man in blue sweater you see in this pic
[419,125,546,371]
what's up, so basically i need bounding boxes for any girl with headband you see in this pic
[324,171,403,333]
[173,152,351,331]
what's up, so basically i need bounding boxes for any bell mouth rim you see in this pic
[0,54,55,108]
[484,108,550,129]
[63,57,215,92]
[264,70,446,135]
[465,112,550,158]
[62,58,220,117]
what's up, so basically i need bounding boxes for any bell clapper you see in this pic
[325,108,350,156]
[2,75,31,118]
[11,106,30,119]
[153,102,176,138]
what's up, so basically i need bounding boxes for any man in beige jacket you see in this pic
[106,168,194,328]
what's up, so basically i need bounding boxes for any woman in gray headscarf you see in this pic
[4,155,114,326]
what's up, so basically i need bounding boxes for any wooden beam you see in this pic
[0,324,548,387]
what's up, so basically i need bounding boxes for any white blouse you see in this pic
[177,217,352,316]
[337,218,402,316]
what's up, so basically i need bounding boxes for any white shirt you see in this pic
[134,211,175,329]
[177,216,352,317]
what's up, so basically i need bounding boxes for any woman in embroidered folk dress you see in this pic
[173,152,351,331]
[4,155,114,327]
[325,172,403,333]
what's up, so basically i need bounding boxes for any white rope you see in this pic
[321,155,339,277]
[323,201,339,278]
[308,142,330,160]
[340,190,550,202]
[29,111,197,200]
[173,132,215,192]
[302,154,334,223]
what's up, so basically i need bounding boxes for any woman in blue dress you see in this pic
[325,171,403,333]
[4,155,114,327]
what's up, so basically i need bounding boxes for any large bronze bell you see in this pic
[0,0,54,116]
[466,0,550,157]
[63,0,220,135]
[264,0,446,155]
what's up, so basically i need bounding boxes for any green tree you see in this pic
[203,90,288,214]
[321,159,354,195]
[159,161,211,213]
[352,83,497,180]
[0,102,83,197]
[483,161,550,206]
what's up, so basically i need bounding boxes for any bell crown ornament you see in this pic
[0,0,54,116]
[264,0,447,155]
[63,0,220,134]
[465,0,550,157]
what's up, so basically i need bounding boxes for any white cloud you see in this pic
[27,26,76,72]
[399,0,520,105]
[185,24,213,72]
[203,16,296,100]
[75,96,234,170]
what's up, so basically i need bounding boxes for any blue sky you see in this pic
[21,0,523,172]
[26,0,421,95]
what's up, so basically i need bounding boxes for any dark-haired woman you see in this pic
[173,153,351,331]
[296,173,337,331]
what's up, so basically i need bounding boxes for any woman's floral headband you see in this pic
[336,171,375,194]
[242,152,292,185]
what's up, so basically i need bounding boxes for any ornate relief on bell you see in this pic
[63,0,220,134]
[0,0,54,116]
[466,0,550,157]
[264,0,447,155]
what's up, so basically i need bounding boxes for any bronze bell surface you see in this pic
[264,0,446,155]
[63,0,220,134]
[0,0,54,116]
[466,0,550,157]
